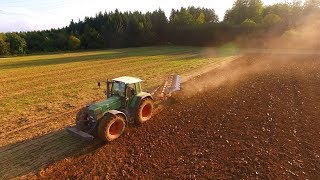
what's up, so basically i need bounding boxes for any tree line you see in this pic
[0,0,319,56]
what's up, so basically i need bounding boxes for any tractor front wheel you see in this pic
[98,114,126,142]
[136,98,153,124]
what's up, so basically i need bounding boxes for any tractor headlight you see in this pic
[88,110,96,119]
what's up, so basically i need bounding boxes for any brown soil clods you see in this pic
[30,54,320,179]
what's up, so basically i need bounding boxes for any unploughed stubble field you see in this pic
[0,46,237,178]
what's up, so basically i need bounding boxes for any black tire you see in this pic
[75,107,89,131]
[136,98,153,124]
[98,114,126,142]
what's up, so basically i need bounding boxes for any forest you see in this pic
[0,0,319,56]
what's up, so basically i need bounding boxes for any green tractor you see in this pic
[67,75,180,142]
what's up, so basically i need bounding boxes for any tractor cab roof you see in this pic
[112,76,142,84]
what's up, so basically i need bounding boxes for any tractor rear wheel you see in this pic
[75,107,89,131]
[136,98,153,124]
[98,114,126,142]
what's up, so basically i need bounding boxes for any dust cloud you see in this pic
[183,12,320,96]
[182,55,270,96]
[267,13,320,50]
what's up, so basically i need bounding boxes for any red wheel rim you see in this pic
[109,120,123,135]
[142,103,152,118]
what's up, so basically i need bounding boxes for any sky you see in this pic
[0,0,297,32]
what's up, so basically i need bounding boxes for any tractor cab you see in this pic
[106,76,143,101]
[67,74,180,142]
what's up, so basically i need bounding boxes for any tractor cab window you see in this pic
[126,84,136,99]
[111,81,125,97]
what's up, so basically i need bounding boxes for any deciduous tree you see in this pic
[68,35,80,50]
[7,33,26,54]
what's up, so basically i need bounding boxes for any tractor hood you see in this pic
[87,96,122,120]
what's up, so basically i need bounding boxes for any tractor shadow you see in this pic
[0,129,105,179]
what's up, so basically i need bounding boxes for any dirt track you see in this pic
[27,54,320,179]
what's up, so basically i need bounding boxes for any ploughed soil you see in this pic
[29,54,320,179]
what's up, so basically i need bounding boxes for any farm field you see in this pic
[27,53,320,179]
[0,46,238,178]
[1,0,319,179]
